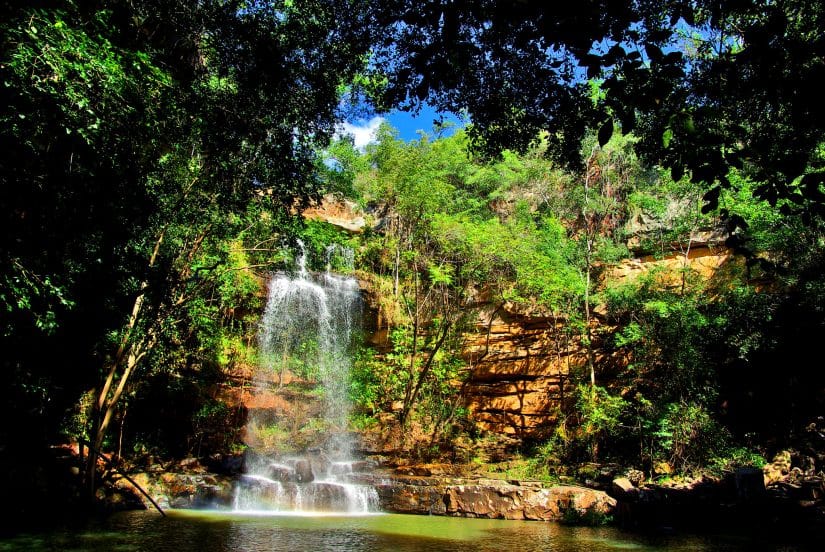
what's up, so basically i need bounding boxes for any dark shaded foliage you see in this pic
[370,1,825,211]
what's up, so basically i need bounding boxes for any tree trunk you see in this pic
[583,148,597,395]
[404,319,453,424]
[84,229,166,497]
[400,268,420,427]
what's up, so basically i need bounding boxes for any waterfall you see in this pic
[234,241,378,514]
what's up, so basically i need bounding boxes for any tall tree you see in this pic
[369,1,825,211]
[0,0,374,497]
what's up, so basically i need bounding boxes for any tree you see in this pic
[355,126,476,428]
[0,0,375,499]
[369,1,825,211]
[575,134,638,391]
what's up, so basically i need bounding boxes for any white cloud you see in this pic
[336,116,384,150]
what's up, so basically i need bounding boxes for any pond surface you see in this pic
[0,510,811,551]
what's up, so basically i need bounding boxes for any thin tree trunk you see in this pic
[88,335,154,495]
[400,268,420,426]
[585,242,595,395]
[82,440,166,517]
[405,318,453,422]
[117,405,127,461]
[680,233,693,296]
[84,174,202,497]
[86,277,160,495]
[393,246,400,298]
[583,148,597,396]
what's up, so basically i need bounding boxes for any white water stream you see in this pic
[233,241,378,514]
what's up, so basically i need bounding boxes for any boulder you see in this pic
[206,453,245,475]
[268,463,295,482]
[611,477,639,500]
[376,480,447,515]
[293,459,314,483]
[372,475,615,522]
[178,457,203,472]
[764,450,792,486]
[302,195,366,233]
[625,469,645,487]
[116,472,234,510]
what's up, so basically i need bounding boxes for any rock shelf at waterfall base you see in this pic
[232,459,380,514]
[113,466,616,522]
[108,461,824,542]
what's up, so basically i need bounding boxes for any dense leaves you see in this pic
[340,119,825,476]
[2,0,825,511]
[0,0,374,504]
[369,0,825,211]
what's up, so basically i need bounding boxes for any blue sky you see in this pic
[337,104,465,149]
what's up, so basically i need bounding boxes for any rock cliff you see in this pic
[457,241,740,440]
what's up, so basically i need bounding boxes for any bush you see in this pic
[537,385,628,464]
[652,401,731,474]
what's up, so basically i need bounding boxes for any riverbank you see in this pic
[99,452,824,543]
[2,441,823,547]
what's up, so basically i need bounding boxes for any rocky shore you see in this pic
[86,451,816,549]
[113,461,615,523]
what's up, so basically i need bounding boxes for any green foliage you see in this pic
[2,0,823,488]
[605,273,717,403]
[0,260,74,336]
[560,505,614,527]
[286,339,322,382]
[370,1,825,211]
[298,220,357,273]
[711,447,766,473]
[0,0,375,461]
[652,401,731,474]
[546,385,628,463]
[193,399,241,454]
[350,345,406,414]
[5,8,170,148]
[430,211,584,310]
[414,349,467,431]
[495,453,560,484]
[248,421,296,455]
[576,385,628,438]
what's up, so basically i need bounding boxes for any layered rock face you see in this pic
[458,241,738,440]
[461,307,581,438]
[302,195,366,233]
[297,196,745,443]
[358,474,616,521]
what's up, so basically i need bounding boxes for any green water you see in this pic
[0,510,806,551]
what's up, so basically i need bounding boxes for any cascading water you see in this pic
[233,241,379,514]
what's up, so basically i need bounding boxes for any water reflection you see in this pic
[0,510,811,551]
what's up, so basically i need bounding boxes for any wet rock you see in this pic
[372,475,615,522]
[764,450,792,486]
[293,459,314,483]
[206,453,245,475]
[611,477,639,499]
[349,460,375,473]
[328,460,375,477]
[268,463,295,482]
